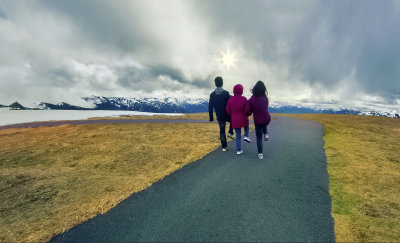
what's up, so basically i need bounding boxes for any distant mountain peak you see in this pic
[38,102,89,110]
[9,101,25,110]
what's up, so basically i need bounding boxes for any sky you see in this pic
[0,0,399,111]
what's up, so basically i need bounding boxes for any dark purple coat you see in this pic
[245,95,271,125]
[226,84,249,129]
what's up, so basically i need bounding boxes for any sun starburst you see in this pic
[220,49,237,69]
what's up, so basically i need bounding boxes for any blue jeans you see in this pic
[234,126,249,151]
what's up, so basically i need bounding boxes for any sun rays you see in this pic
[220,49,238,69]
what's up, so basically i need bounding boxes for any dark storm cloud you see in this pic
[115,66,161,92]
[46,68,77,87]
[40,0,153,53]
[289,1,400,100]
[116,68,142,88]
[116,64,214,91]
[195,0,400,102]
[0,7,6,19]
[36,0,215,92]
[0,0,399,110]
[150,65,214,89]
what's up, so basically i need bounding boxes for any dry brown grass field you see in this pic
[1,113,399,242]
[0,122,222,242]
[88,112,210,120]
[276,113,400,242]
[89,112,253,121]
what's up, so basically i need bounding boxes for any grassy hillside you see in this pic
[0,123,221,242]
[1,113,399,242]
[276,114,400,241]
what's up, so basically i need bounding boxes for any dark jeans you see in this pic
[255,123,268,153]
[218,121,234,148]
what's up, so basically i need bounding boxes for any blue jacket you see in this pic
[209,89,231,122]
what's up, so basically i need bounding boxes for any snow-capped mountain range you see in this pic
[38,96,209,113]
[2,95,399,118]
[85,96,210,113]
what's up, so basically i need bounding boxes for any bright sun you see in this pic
[220,49,237,69]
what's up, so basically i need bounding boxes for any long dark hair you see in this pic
[252,81,268,97]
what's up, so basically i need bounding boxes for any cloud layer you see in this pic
[0,0,399,111]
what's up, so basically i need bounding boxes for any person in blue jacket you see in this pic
[209,76,234,151]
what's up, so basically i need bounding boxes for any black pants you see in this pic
[218,121,234,148]
[255,123,268,153]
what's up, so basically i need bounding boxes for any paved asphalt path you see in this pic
[50,116,334,242]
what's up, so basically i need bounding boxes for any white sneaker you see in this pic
[264,134,269,141]
[258,154,263,159]
[237,150,243,155]
[243,136,251,143]
[222,148,227,152]
[227,133,235,139]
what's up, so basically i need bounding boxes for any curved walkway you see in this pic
[51,116,335,242]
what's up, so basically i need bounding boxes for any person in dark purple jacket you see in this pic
[245,81,271,159]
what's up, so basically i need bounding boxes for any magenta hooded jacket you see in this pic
[226,84,249,129]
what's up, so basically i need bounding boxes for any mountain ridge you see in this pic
[4,96,399,118]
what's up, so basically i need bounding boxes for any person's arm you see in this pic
[226,99,232,116]
[245,98,252,116]
[208,93,214,121]
[224,91,231,114]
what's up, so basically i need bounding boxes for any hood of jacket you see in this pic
[215,87,225,95]
[233,84,243,96]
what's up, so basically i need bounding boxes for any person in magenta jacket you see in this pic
[226,84,251,155]
[245,81,271,160]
